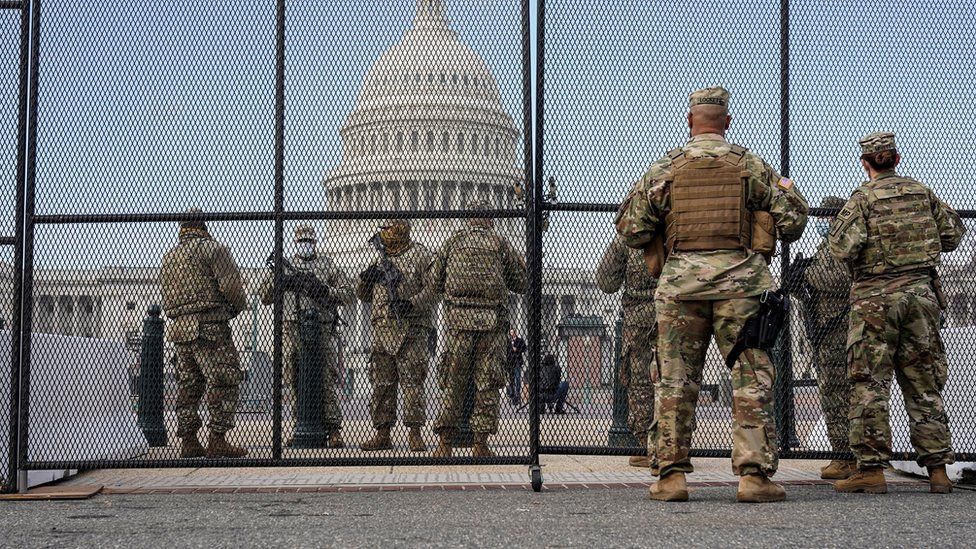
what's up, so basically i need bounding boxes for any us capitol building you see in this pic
[1,0,612,384]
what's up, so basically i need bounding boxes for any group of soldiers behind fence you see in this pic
[159,84,964,503]
[159,201,527,460]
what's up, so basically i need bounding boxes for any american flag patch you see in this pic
[777,178,793,190]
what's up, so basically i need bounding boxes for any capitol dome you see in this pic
[325,0,522,217]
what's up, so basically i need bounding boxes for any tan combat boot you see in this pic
[737,473,786,503]
[648,471,688,502]
[834,467,887,494]
[820,459,857,480]
[179,435,205,459]
[928,465,953,494]
[206,432,248,459]
[327,430,345,449]
[361,427,394,451]
[433,430,454,458]
[408,427,427,452]
[472,433,496,458]
[629,433,651,468]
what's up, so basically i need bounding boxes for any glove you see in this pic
[391,299,413,318]
[359,265,383,284]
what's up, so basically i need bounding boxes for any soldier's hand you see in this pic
[391,299,413,317]
[359,265,383,284]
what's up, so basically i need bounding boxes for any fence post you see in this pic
[608,312,637,447]
[137,305,167,447]
[451,385,475,448]
[290,308,327,448]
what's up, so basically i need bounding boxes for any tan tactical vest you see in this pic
[856,174,941,278]
[160,237,233,320]
[664,145,754,252]
[444,227,508,307]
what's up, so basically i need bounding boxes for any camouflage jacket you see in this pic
[804,238,852,321]
[596,235,657,328]
[418,224,527,332]
[357,241,437,328]
[828,170,965,300]
[614,133,809,300]
[160,230,247,342]
[259,252,354,327]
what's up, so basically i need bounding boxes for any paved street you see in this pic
[2,484,974,548]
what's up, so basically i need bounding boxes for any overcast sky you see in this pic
[1,0,973,271]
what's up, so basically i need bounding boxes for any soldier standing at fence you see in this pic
[260,225,354,448]
[160,209,249,459]
[357,218,438,452]
[426,201,527,457]
[829,132,964,495]
[795,196,856,480]
[596,235,658,468]
[615,86,808,503]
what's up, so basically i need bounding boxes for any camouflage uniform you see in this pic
[427,217,527,439]
[803,239,854,454]
[356,235,437,431]
[596,235,657,446]
[160,227,247,439]
[615,124,808,477]
[828,132,965,470]
[260,227,354,435]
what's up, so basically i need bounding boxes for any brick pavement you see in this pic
[54,456,929,495]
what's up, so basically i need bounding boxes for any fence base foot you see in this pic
[529,465,542,492]
[16,470,27,494]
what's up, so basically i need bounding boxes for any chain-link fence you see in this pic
[3,0,976,493]
[539,0,976,466]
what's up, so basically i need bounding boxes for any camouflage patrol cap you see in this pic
[179,207,207,231]
[858,132,896,155]
[819,196,845,210]
[688,86,730,109]
[293,224,316,242]
[468,199,493,211]
[379,218,410,229]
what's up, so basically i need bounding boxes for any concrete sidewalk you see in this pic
[53,456,932,494]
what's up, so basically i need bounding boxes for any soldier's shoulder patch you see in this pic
[649,179,668,197]
[837,206,855,221]
[776,177,793,191]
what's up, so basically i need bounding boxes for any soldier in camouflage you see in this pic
[597,235,658,468]
[791,196,856,480]
[615,87,808,503]
[160,209,249,459]
[426,201,527,457]
[357,219,438,452]
[829,132,965,495]
[260,225,354,448]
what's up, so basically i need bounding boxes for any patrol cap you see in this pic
[293,224,316,242]
[819,196,845,210]
[688,86,730,109]
[858,132,896,156]
[179,207,207,231]
[379,218,410,229]
[467,199,493,211]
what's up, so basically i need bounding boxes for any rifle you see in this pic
[264,252,340,312]
[367,233,407,325]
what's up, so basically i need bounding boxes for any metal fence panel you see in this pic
[22,0,534,471]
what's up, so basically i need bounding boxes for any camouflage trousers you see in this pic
[284,323,342,432]
[434,328,507,435]
[654,296,779,477]
[847,285,953,468]
[814,324,852,453]
[622,323,656,442]
[369,331,430,430]
[174,325,243,438]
